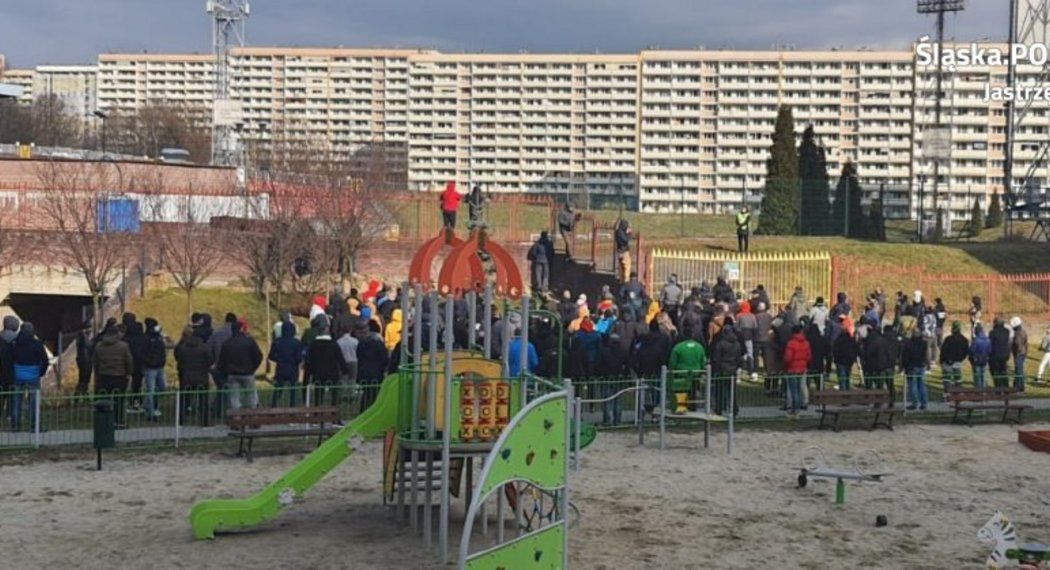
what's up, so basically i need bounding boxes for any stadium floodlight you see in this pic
[916,0,965,13]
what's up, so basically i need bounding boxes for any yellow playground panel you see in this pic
[458,378,513,442]
[417,352,504,433]
[649,249,832,308]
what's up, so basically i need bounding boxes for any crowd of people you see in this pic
[3,264,1050,432]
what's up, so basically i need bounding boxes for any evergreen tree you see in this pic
[835,162,866,238]
[869,197,886,241]
[986,190,1003,228]
[757,106,799,235]
[969,198,984,237]
[798,125,832,235]
[932,208,945,242]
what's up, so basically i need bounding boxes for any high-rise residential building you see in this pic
[69,45,1050,218]
[2,68,35,103]
[32,65,98,117]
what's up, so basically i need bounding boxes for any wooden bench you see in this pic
[811,389,900,431]
[227,406,341,461]
[947,387,1031,426]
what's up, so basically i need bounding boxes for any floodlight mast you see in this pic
[207,0,250,166]
[917,0,965,228]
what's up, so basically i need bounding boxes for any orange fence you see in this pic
[833,257,1050,322]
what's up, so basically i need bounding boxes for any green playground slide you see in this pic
[189,374,402,540]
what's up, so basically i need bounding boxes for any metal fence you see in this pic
[391,194,554,244]
[649,250,832,308]
[3,366,1049,451]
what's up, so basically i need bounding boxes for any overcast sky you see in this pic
[1,0,1009,68]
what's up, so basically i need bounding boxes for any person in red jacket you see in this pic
[440,181,462,230]
[782,325,812,415]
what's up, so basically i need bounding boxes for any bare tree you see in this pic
[0,95,83,147]
[105,102,211,161]
[33,160,132,331]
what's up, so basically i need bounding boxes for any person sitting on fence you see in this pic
[9,322,49,432]
[1010,317,1028,393]
[939,321,969,398]
[217,320,262,412]
[175,326,214,425]
[969,323,992,389]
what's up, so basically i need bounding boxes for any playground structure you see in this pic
[189,280,589,568]
[979,511,1049,569]
[408,222,525,299]
[796,447,889,505]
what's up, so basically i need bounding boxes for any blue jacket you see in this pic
[11,331,49,384]
[574,331,602,364]
[268,322,302,381]
[969,332,991,366]
[507,338,539,376]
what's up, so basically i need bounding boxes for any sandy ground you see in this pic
[2,423,1049,569]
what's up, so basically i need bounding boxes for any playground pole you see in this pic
[467,289,477,350]
[440,297,454,563]
[428,291,438,440]
[659,366,667,450]
[399,282,410,367]
[705,366,712,450]
[515,296,530,536]
[562,379,574,570]
[500,301,511,378]
[636,375,644,446]
[574,396,582,473]
[482,284,493,359]
[727,369,735,456]
[412,285,423,433]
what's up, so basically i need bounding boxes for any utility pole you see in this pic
[917,1,966,234]
[1004,0,1019,239]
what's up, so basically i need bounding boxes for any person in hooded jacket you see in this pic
[93,322,133,427]
[557,290,577,327]
[140,317,169,420]
[268,321,303,407]
[527,233,552,294]
[938,321,969,397]
[594,333,628,424]
[860,325,894,400]
[659,274,684,327]
[385,308,403,352]
[614,219,632,281]
[1010,316,1028,392]
[808,297,829,336]
[123,320,147,413]
[208,313,237,419]
[610,305,647,365]
[193,313,214,343]
[175,325,214,424]
[710,322,742,417]
[969,323,992,389]
[831,324,859,390]
[305,321,348,407]
[440,181,462,230]
[988,318,1012,388]
[736,300,758,379]
[781,325,811,415]
[805,321,829,391]
[901,329,928,410]
[830,292,852,321]
[9,323,49,432]
[753,301,773,380]
[0,315,19,421]
[356,320,390,409]
[712,277,734,305]
[74,323,93,396]
[217,320,263,411]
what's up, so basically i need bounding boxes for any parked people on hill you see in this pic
[217,320,262,411]
[174,325,214,425]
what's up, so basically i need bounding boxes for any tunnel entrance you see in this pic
[4,293,97,354]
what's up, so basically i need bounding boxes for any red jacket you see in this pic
[440,181,462,213]
[782,332,812,374]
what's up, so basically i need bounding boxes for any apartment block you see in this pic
[88,46,1050,218]
[33,65,98,117]
[2,69,34,103]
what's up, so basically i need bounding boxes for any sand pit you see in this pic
[2,423,1049,569]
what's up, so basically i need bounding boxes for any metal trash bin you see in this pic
[93,400,115,469]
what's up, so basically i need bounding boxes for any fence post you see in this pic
[34,386,41,449]
[659,366,667,450]
[728,370,735,456]
[574,396,582,473]
[305,383,313,408]
[635,375,644,446]
[174,390,181,449]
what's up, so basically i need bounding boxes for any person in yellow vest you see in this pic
[735,207,751,253]
[384,308,403,352]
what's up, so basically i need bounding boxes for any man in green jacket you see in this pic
[669,338,707,412]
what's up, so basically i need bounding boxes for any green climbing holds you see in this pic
[534,549,543,562]
[501,449,512,461]
[550,449,558,461]
[543,419,553,432]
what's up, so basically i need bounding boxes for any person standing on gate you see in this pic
[557,202,578,258]
[527,232,552,295]
[439,181,462,232]
[614,218,632,282]
[735,206,752,253]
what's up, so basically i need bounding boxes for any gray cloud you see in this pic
[0,0,1009,68]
